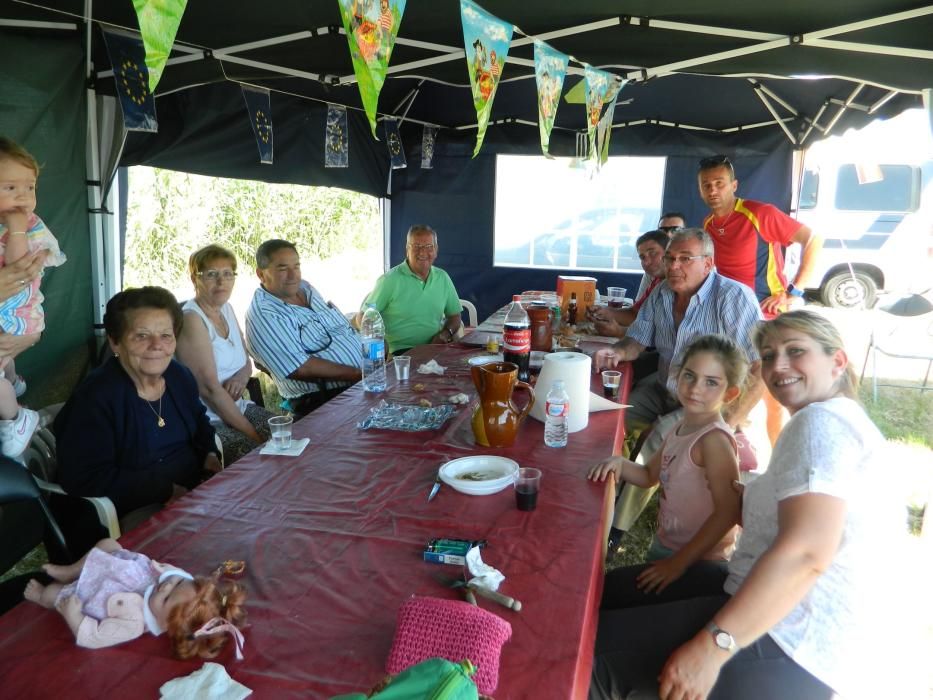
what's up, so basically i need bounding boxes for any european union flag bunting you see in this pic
[102,28,158,133]
[421,126,437,169]
[241,86,273,164]
[325,104,349,168]
[384,118,406,170]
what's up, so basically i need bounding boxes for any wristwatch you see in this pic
[705,622,738,653]
[786,283,805,298]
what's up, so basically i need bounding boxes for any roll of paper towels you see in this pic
[530,351,592,433]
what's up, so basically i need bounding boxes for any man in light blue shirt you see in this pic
[245,239,362,416]
[595,228,764,433]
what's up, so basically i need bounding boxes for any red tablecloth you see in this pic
[0,344,630,699]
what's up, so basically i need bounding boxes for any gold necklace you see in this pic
[143,383,166,428]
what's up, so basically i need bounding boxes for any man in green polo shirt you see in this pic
[360,224,463,354]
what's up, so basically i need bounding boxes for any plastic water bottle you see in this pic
[361,304,386,393]
[502,295,531,382]
[544,379,569,448]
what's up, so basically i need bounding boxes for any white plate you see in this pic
[467,354,503,366]
[439,456,519,495]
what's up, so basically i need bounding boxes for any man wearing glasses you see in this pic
[358,224,462,355]
[595,229,763,553]
[245,239,363,416]
[698,155,823,444]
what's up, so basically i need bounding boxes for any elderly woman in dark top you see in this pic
[55,287,221,518]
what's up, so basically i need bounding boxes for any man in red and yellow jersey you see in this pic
[698,155,823,318]
[698,155,824,445]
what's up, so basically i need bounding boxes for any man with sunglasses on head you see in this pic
[245,239,363,417]
[357,224,462,355]
[657,211,686,234]
[698,155,823,444]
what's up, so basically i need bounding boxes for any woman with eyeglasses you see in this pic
[176,245,274,463]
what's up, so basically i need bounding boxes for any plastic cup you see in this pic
[607,287,627,309]
[394,355,411,381]
[268,415,293,451]
[514,467,542,511]
[601,370,622,399]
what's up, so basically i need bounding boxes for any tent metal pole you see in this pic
[799,103,830,147]
[804,38,933,61]
[803,5,933,40]
[822,83,866,138]
[868,91,898,114]
[750,84,797,144]
[627,38,789,81]
[84,0,108,333]
[382,174,391,274]
[636,18,782,42]
[0,19,76,30]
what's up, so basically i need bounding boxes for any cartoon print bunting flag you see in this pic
[597,97,617,166]
[131,0,188,93]
[325,104,349,168]
[337,0,407,139]
[584,65,622,162]
[421,125,437,169]
[533,40,568,158]
[241,86,273,164]
[101,29,159,133]
[383,118,407,169]
[460,0,513,157]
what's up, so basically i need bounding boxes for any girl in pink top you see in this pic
[24,538,247,660]
[589,335,746,594]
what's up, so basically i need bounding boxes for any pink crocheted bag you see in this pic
[386,596,512,695]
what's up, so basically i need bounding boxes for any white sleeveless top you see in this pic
[182,300,252,423]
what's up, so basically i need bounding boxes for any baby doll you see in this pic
[24,538,246,659]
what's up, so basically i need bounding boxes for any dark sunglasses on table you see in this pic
[197,269,237,281]
[698,154,734,175]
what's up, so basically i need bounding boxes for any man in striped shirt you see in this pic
[595,228,764,435]
[245,240,363,416]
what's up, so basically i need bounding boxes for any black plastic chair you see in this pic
[0,458,71,562]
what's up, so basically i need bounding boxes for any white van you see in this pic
[792,109,933,308]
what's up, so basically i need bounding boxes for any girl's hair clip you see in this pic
[192,617,245,661]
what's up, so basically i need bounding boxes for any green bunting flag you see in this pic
[337,0,407,138]
[584,65,622,162]
[533,40,568,157]
[460,0,513,157]
[131,0,188,93]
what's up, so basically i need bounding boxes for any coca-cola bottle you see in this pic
[502,295,531,381]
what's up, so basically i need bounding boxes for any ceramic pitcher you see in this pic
[470,361,535,447]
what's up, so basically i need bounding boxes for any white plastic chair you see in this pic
[460,299,478,327]
[859,293,933,402]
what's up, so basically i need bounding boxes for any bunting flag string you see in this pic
[421,126,437,169]
[383,118,407,169]
[584,65,622,163]
[337,0,408,139]
[460,0,513,158]
[325,104,349,168]
[241,86,273,164]
[101,28,159,133]
[533,40,568,158]
[131,0,188,93]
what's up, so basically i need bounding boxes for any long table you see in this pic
[0,343,629,699]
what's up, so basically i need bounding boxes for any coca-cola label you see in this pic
[502,326,530,353]
[546,400,568,418]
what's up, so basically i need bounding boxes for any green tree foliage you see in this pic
[124,168,380,291]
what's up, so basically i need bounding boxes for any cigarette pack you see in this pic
[423,538,484,565]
